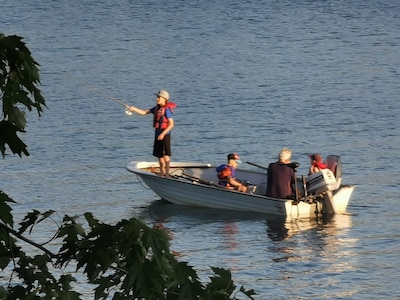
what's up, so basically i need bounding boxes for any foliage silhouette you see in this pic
[0,33,46,157]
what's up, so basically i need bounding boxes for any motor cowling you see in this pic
[306,168,338,195]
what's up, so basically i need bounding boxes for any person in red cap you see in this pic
[308,153,328,174]
[216,153,247,192]
[127,90,176,177]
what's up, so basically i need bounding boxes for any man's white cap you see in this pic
[155,90,169,100]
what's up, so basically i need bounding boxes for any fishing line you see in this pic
[63,71,133,116]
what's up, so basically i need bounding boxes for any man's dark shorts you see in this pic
[153,134,171,157]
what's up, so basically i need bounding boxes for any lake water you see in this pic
[2,0,400,299]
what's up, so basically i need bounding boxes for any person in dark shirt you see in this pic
[266,148,296,199]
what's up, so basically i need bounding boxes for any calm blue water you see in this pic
[2,0,400,298]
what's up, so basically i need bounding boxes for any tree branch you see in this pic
[0,221,58,258]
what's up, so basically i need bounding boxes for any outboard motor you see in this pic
[306,168,337,195]
[325,155,342,178]
[325,155,342,188]
[305,155,343,214]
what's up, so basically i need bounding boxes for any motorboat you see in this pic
[126,155,354,219]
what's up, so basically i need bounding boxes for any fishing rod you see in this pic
[246,161,299,170]
[246,161,268,170]
[63,71,133,115]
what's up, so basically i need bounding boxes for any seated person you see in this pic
[266,148,296,199]
[308,153,328,174]
[216,153,247,192]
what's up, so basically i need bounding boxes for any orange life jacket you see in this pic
[216,164,234,187]
[153,102,176,129]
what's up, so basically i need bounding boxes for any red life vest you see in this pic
[216,164,234,187]
[153,102,176,129]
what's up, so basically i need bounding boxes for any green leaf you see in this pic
[144,225,173,267]
[17,209,55,234]
[18,209,46,234]
[0,120,30,157]
[125,260,165,299]
[239,286,257,299]
[0,241,14,268]
[0,190,15,226]
[205,267,236,297]
[0,33,46,157]
[0,286,8,299]
[166,261,204,299]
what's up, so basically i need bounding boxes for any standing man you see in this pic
[127,90,176,177]
[266,148,296,199]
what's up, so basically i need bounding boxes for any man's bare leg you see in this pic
[163,155,170,177]
[158,157,166,176]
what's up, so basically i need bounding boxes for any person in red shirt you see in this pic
[308,153,328,175]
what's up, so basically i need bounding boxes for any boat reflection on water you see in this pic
[267,213,352,241]
[133,199,352,243]
[133,199,355,285]
[135,199,272,222]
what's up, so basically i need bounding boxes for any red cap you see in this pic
[227,153,242,163]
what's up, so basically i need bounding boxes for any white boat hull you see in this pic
[126,161,354,219]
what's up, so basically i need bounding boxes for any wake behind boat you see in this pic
[126,156,354,219]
